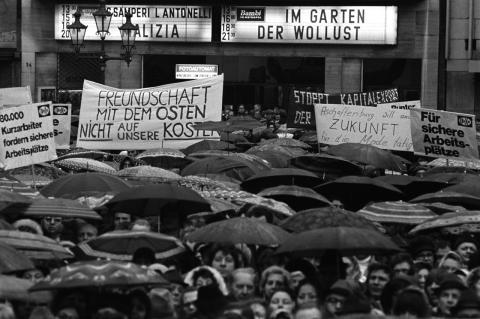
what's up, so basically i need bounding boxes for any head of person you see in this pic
[294,279,320,308]
[249,298,267,319]
[22,267,46,284]
[237,104,246,115]
[409,235,435,266]
[260,266,291,301]
[132,247,156,267]
[195,284,228,317]
[452,289,480,318]
[163,269,186,307]
[413,262,432,290]
[435,239,452,266]
[454,234,479,265]
[436,273,467,315]
[323,280,353,317]
[40,216,63,237]
[293,304,321,319]
[230,268,257,301]
[113,212,131,230]
[392,286,431,318]
[76,223,98,244]
[180,215,206,242]
[268,290,294,318]
[439,251,463,274]
[389,252,414,277]
[207,244,243,278]
[380,275,415,315]
[366,263,391,299]
[192,267,217,288]
[180,287,198,318]
[128,289,151,319]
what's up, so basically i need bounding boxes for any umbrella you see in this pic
[421,202,467,214]
[443,180,480,198]
[258,185,331,211]
[187,151,271,171]
[220,132,251,144]
[201,174,241,190]
[409,211,480,235]
[30,260,169,291]
[181,157,259,182]
[77,230,185,261]
[241,168,323,194]
[0,275,52,303]
[314,176,403,211]
[410,191,480,210]
[135,149,191,169]
[186,217,290,246]
[11,174,52,187]
[0,175,41,199]
[0,189,33,211]
[0,242,34,274]
[0,230,73,260]
[177,176,236,192]
[374,175,449,199]
[279,207,377,233]
[247,150,292,168]
[326,143,408,172]
[423,172,480,184]
[289,154,363,180]
[53,158,117,174]
[357,201,436,225]
[427,157,480,170]
[183,140,236,155]
[105,184,211,218]
[259,138,312,150]
[193,116,263,133]
[1,198,102,221]
[247,144,306,157]
[276,226,401,256]
[116,166,181,182]
[57,150,110,161]
[40,173,131,198]
[423,166,478,175]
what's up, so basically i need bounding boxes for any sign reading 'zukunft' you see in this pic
[221,6,397,44]
[55,4,212,42]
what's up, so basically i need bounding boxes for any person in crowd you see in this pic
[433,273,467,317]
[389,252,415,277]
[435,239,452,266]
[391,286,431,318]
[322,280,353,318]
[248,299,266,319]
[454,233,479,268]
[259,266,291,302]
[195,284,229,319]
[184,266,228,295]
[206,244,245,279]
[76,223,98,244]
[409,235,436,266]
[413,262,432,290]
[180,287,198,319]
[40,216,63,241]
[113,212,132,230]
[439,251,463,274]
[21,267,46,284]
[229,268,257,301]
[267,290,294,319]
[451,289,480,318]
[380,275,416,315]
[294,279,321,309]
[365,263,391,311]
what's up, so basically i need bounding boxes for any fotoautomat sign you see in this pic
[55,4,212,42]
[0,103,57,170]
[410,108,478,159]
[77,75,223,150]
[221,6,397,44]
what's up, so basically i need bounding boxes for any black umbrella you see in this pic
[241,168,322,193]
[181,157,259,182]
[289,154,363,180]
[374,175,449,200]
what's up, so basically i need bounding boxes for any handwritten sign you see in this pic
[0,103,57,170]
[77,75,223,150]
[314,103,412,151]
[376,100,421,110]
[287,88,399,130]
[0,87,32,106]
[55,4,212,42]
[53,104,72,149]
[221,6,397,44]
[410,108,478,159]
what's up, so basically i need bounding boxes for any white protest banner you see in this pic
[0,102,57,170]
[77,75,223,150]
[53,104,72,149]
[0,86,32,106]
[410,108,478,159]
[376,100,421,110]
[314,103,412,151]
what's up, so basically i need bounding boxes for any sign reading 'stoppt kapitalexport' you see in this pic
[410,108,478,159]
[221,6,397,44]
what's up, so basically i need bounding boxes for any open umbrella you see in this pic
[247,150,292,168]
[77,230,185,261]
[374,175,449,199]
[0,275,52,303]
[0,189,33,211]
[40,173,131,198]
[289,154,363,180]
[410,191,480,210]
[259,138,312,150]
[0,242,34,274]
[186,217,290,246]
[1,198,102,221]
[423,172,480,184]
[0,230,73,260]
[135,149,191,169]
[241,168,322,194]
[177,176,236,192]
[276,226,401,256]
[183,140,236,155]
[181,157,259,182]
[314,176,403,211]
[279,207,377,233]
[54,158,117,174]
[326,143,408,172]
[258,185,331,211]
[443,180,480,198]
[0,175,41,199]
[357,201,436,225]
[409,211,480,235]
[116,166,181,182]
[187,151,271,172]
[421,202,466,215]
[427,157,480,170]
[247,144,306,157]
[30,260,168,291]
[57,150,110,161]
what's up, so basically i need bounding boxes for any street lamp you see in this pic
[67,0,139,72]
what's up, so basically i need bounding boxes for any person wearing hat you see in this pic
[323,279,354,318]
[451,289,480,318]
[195,284,228,319]
[409,235,435,267]
[433,273,467,317]
[453,233,479,268]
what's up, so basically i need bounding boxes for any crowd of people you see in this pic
[222,104,287,130]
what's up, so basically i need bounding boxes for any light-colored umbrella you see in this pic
[259,138,312,149]
[258,185,331,211]
[410,191,480,210]
[54,158,117,174]
[0,275,52,303]
[409,211,480,235]
[116,165,181,181]
[427,158,480,170]
[0,241,34,274]
[357,201,436,225]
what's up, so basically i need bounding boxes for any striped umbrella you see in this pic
[77,230,185,261]
[1,198,101,220]
[357,201,437,225]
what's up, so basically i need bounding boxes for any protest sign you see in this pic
[314,103,412,151]
[0,102,57,170]
[410,108,478,159]
[77,75,223,150]
[376,100,420,110]
[52,104,72,149]
[0,86,32,106]
[287,88,399,130]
